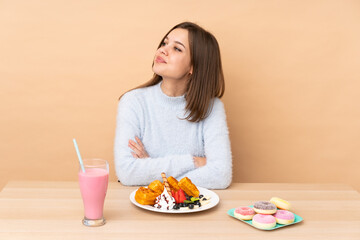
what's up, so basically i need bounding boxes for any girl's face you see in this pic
[152,28,192,82]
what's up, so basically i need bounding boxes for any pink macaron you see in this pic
[273,210,295,224]
[234,206,255,220]
[252,214,276,230]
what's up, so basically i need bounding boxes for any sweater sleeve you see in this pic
[114,92,195,186]
[178,98,232,189]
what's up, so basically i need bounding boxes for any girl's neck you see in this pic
[160,78,187,97]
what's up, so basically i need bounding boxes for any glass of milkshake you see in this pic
[78,158,109,227]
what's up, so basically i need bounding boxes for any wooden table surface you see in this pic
[0,181,359,240]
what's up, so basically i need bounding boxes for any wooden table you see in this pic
[0,181,359,240]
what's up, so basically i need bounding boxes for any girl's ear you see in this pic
[189,65,193,75]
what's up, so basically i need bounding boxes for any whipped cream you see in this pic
[154,187,175,210]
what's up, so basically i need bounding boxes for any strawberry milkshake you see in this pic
[78,159,109,227]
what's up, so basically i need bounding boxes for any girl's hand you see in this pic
[193,157,207,168]
[128,136,149,158]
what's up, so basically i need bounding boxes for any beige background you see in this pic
[1,0,359,191]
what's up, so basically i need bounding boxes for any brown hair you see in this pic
[121,22,225,122]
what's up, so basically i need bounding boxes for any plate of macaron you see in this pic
[227,197,303,230]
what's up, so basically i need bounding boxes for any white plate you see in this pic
[129,186,220,213]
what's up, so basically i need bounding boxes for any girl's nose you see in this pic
[159,46,168,56]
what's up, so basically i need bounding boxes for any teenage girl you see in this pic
[114,22,232,189]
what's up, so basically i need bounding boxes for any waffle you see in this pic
[134,187,159,205]
[148,180,164,195]
[178,177,199,197]
[167,176,180,192]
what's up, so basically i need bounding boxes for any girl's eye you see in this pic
[175,47,182,52]
[160,42,166,46]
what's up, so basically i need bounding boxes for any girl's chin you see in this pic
[152,70,162,78]
[152,69,188,81]
[152,66,162,76]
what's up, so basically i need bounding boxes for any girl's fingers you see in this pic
[129,142,142,156]
[129,140,141,151]
[130,139,146,153]
[131,152,139,158]
[129,138,149,158]
[135,136,145,148]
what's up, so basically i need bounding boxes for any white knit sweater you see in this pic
[114,81,232,189]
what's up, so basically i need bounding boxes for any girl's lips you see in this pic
[155,56,166,63]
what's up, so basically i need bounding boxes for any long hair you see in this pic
[121,22,225,122]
